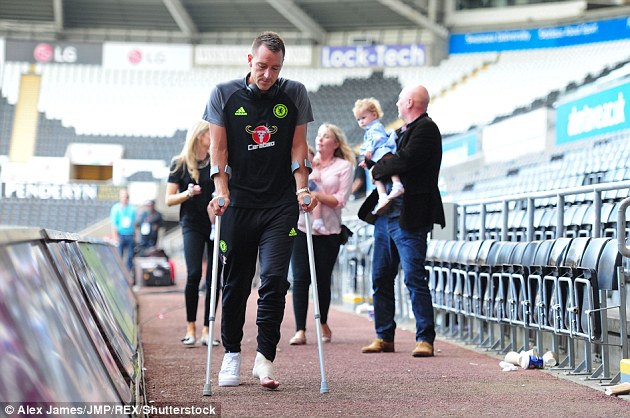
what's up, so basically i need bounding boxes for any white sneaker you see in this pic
[252,352,280,389]
[218,352,241,387]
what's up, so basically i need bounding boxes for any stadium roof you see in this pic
[0,0,447,44]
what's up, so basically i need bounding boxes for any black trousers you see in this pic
[182,226,220,327]
[219,203,298,361]
[290,231,341,331]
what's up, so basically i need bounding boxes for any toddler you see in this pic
[353,98,404,215]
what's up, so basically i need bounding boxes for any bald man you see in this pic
[358,84,445,357]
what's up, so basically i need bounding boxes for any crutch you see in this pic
[302,194,330,394]
[203,197,225,396]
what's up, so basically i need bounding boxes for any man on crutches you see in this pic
[204,31,316,391]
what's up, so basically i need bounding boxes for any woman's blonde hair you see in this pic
[171,120,209,183]
[353,97,383,119]
[319,123,355,165]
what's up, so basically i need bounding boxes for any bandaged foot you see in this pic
[252,352,280,390]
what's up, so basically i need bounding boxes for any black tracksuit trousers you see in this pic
[219,202,298,361]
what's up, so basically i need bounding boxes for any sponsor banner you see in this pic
[0,158,70,184]
[66,143,123,166]
[103,42,192,70]
[2,182,98,200]
[194,44,312,66]
[321,44,426,68]
[442,131,478,167]
[556,81,630,145]
[482,108,548,163]
[4,39,102,64]
[450,15,630,53]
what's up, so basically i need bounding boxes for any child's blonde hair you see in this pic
[353,97,383,119]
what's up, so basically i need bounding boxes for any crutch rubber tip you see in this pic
[203,384,212,396]
[320,382,329,394]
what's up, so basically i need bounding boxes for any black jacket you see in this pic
[358,112,446,230]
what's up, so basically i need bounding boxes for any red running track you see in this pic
[138,285,629,418]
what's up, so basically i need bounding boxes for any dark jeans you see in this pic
[118,234,135,272]
[291,231,341,331]
[219,203,298,361]
[372,216,435,343]
[182,227,220,327]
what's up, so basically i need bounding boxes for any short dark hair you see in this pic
[251,31,285,58]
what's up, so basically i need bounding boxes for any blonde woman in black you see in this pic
[166,120,221,347]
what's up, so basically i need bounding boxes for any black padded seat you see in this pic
[508,241,543,326]
[426,240,447,304]
[473,241,503,320]
[452,240,485,315]
[463,240,496,316]
[539,238,573,331]
[570,237,611,339]
[526,239,556,328]
[433,241,458,309]
[481,241,519,322]
[596,238,622,291]
[442,240,467,312]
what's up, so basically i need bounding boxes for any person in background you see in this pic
[110,188,136,272]
[165,120,221,347]
[358,84,445,358]
[205,31,316,390]
[136,199,163,254]
[354,97,404,215]
[289,123,354,346]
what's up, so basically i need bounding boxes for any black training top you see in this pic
[202,75,314,208]
[167,161,214,233]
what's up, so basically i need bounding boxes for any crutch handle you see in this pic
[303,194,311,205]
[217,196,225,208]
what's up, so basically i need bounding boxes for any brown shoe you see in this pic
[412,341,434,357]
[361,338,395,353]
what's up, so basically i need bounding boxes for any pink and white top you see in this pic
[298,156,353,236]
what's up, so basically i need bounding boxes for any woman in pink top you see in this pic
[289,123,354,345]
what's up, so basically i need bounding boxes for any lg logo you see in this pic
[127,49,166,65]
[33,43,78,63]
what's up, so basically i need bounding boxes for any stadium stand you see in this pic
[430,40,630,134]
[0,195,115,233]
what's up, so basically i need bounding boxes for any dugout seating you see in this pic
[335,219,374,306]
[427,234,625,379]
